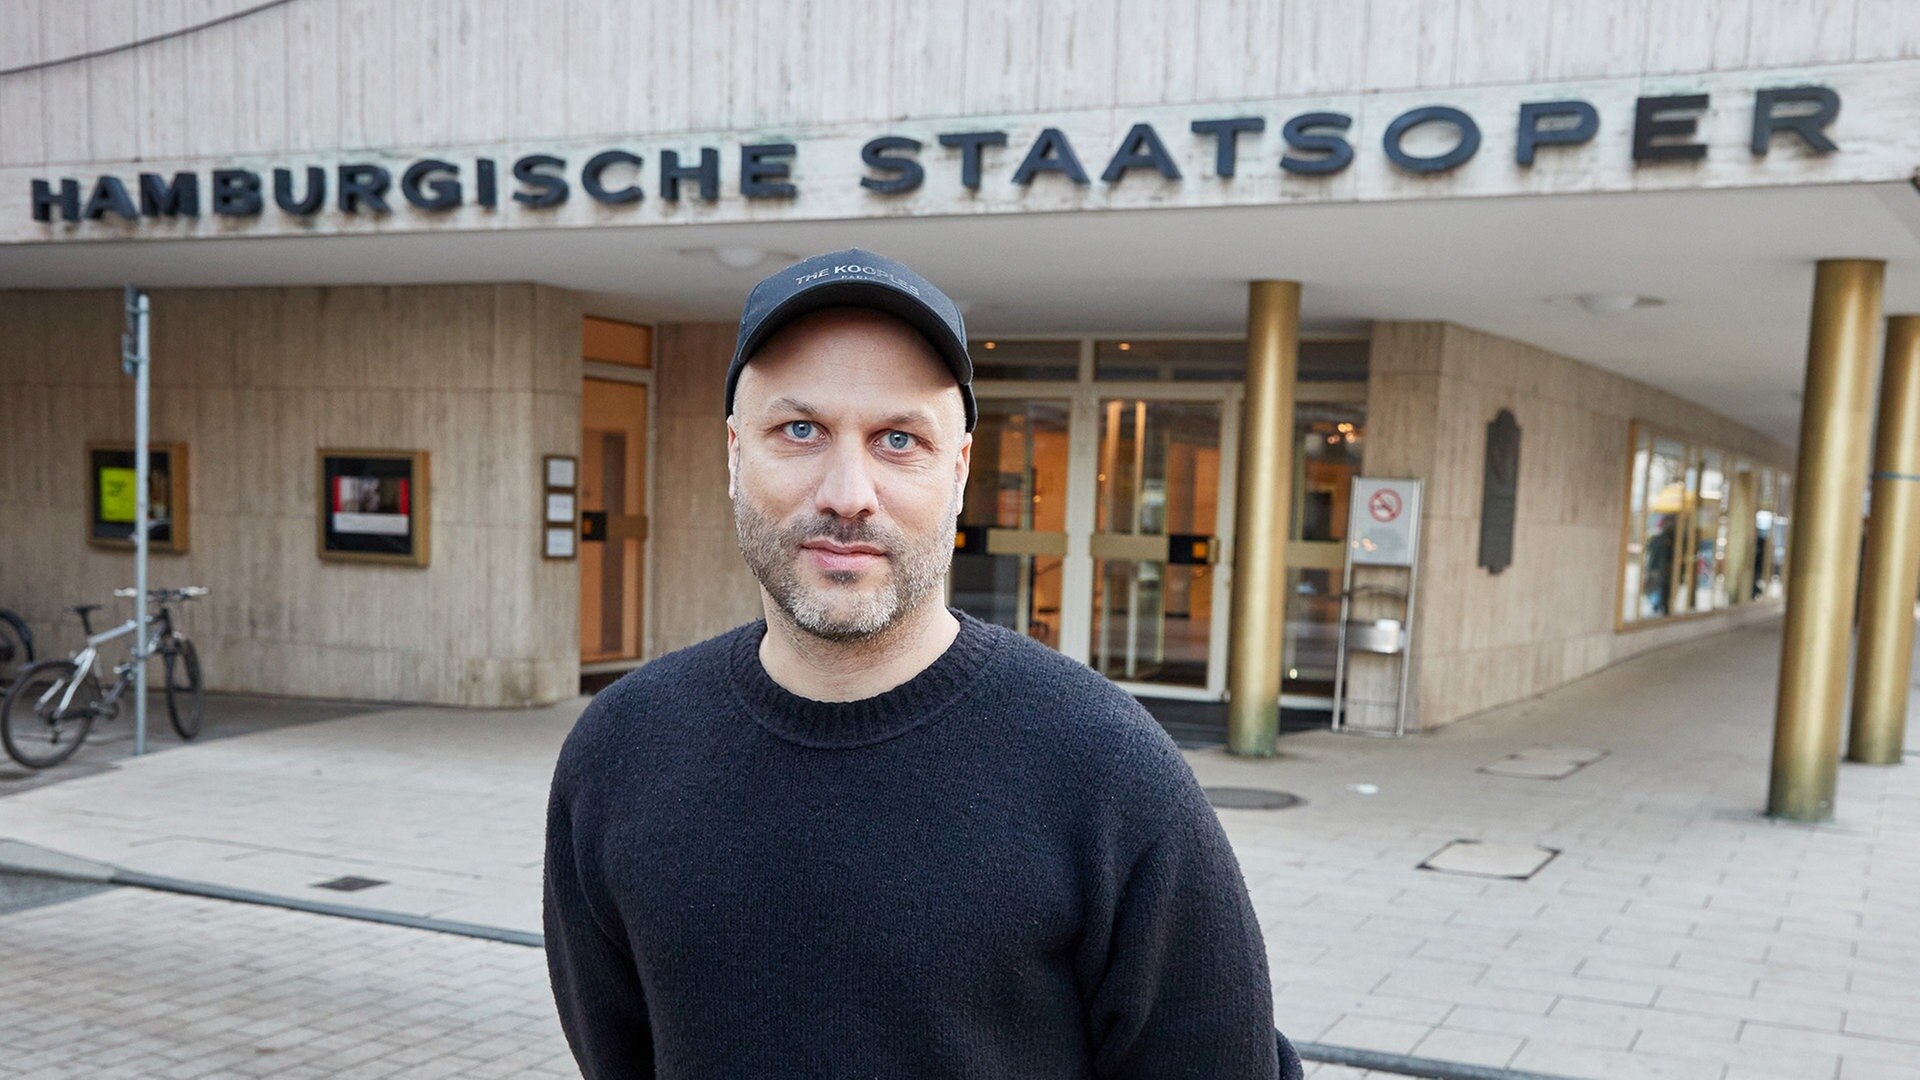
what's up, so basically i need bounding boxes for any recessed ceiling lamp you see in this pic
[713,245,770,270]
[677,246,797,270]
[1570,292,1665,316]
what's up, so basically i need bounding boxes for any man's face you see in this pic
[728,307,972,642]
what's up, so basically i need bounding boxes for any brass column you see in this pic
[1770,259,1885,821]
[1849,315,1920,765]
[1228,280,1299,757]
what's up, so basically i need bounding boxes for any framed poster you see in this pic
[86,442,190,552]
[545,491,577,524]
[544,454,578,490]
[544,526,577,559]
[318,450,430,566]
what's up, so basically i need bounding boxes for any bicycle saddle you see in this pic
[65,603,102,617]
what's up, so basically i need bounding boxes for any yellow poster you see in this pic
[99,466,136,523]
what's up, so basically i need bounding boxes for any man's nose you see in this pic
[814,440,881,519]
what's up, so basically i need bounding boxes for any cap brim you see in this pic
[732,279,976,430]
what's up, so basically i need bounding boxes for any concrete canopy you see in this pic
[8,180,1920,443]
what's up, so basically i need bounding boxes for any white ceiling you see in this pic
[8,181,1920,444]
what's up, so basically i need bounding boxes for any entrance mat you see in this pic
[1138,698,1329,749]
[1419,839,1560,880]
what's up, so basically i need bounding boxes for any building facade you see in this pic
[5,0,1918,738]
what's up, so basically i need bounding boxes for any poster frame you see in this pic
[85,440,190,553]
[316,449,431,567]
[540,453,580,562]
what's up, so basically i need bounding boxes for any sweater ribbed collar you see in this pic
[728,607,1003,749]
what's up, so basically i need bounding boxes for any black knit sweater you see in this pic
[544,608,1301,1078]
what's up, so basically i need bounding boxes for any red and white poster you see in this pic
[332,475,411,536]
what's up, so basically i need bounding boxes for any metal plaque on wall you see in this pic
[1478,409,1521,574]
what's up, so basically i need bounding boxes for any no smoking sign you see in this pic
[1348,478,1421,568]
[1368,488,1402,523]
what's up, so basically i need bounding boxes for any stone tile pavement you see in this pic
[1203,622,1920,1079]
[0,700,575,933]
[0,617,1916,1078]
[0,693,375,798]
[0,874,574,1079]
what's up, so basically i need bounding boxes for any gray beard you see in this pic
[733,488,956,644]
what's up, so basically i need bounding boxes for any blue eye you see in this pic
[784,420,815,440]
[884,431,914,451]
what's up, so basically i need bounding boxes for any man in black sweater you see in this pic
[544,249,1303,1078]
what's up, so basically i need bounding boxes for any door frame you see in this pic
[580,358,655,675]
[971,333,1369,702]
[973,351,1244,702]
[1082,381,1243,702]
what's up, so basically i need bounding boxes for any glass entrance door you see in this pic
[1089,396,1232,694]
[956,336,1366,703]
[950,398,1072,650]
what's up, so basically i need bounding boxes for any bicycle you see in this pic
[1,587,208,769]
[0,608,32,682]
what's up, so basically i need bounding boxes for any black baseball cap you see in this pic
[724,247,978,432]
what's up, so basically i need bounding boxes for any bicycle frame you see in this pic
[50,607,174,718]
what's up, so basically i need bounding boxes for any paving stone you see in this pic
[1409,1026,1524,1069]
[0,888,575,1079]
[1316,1015,1434,1056]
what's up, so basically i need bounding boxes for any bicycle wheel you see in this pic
[163,636,204,740]
[0,609,31,678]
[1,660,98,769]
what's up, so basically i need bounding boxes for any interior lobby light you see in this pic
[982,341,996,349]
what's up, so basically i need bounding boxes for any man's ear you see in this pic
[952,431,973,516]
[726,417,739,500]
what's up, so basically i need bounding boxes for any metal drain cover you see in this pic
[1204,787,1304,810]
[1478,745,1608,780]
[312,875,387,893]
[1419,840,1559,880]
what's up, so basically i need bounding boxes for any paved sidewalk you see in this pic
[0,693,374,797]
[1,618,1916,1078]
[1212,620,1920,1079]
[0,873,574,1079]
[0,700,575,932]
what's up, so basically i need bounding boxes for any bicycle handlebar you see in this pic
[111,586,210,602]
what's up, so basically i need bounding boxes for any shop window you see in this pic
[1618,420,1789,629]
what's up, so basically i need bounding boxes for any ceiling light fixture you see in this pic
[712,245,769,270]
[676,246,798,271]
[1571,292,1665,316]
